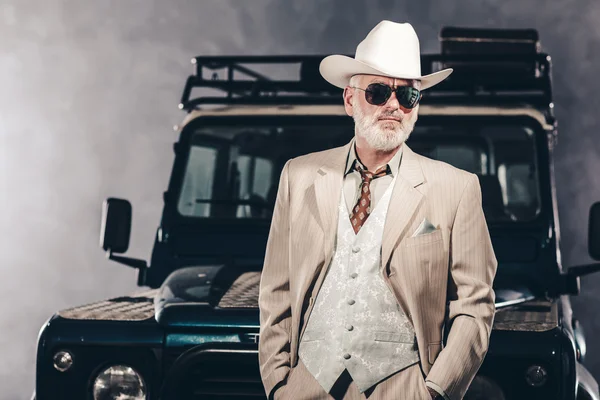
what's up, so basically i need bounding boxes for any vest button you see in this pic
[350,273,358,279]
[346,324,354,331]
[352,247,361,253]
[347,299,355,305]
[343,353,351,360]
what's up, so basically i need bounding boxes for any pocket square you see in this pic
[411,217,438,237]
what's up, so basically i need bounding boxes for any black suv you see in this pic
[34,27,600,400]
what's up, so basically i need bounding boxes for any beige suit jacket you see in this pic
[258,139,497,400]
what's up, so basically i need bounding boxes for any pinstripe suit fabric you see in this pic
[258,139,497,400]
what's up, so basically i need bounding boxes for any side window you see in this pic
[253,157,274,199]
[498,163,537,205]
[236,155,274,218]
[497,163,539,220]
[434,145,484,174]
[416,144,485,174]
[178,146,218,217]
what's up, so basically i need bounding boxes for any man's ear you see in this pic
[343,87,354,117]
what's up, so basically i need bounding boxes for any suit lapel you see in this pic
[313,139,353,267]
[381,143,426,269]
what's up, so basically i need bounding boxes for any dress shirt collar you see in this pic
[344,138,403,177]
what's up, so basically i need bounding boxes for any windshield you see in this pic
[177,118,541,222]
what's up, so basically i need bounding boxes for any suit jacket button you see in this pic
[347,299,355,305]
[343,353,351,360]
[352,247,361,253]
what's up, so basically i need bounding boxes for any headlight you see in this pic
[92,365,147,400]
[464,376,506,400]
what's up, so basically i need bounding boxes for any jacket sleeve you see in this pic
[425,173,498,400]
[258,159,293,399]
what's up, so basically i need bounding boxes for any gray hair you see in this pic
[348,74,361,88]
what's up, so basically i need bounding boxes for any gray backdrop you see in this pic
[1,1,599,398]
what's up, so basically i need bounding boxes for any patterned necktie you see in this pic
[349,160,391,234]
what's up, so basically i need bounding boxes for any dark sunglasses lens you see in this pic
[396,87,421,109]
[365,83,391,105]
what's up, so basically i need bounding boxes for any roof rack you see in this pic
[179,53,553,111]
[440,27,541,55]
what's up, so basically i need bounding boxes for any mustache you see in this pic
[377,112,403,119]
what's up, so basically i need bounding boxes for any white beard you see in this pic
[352,102,418,152]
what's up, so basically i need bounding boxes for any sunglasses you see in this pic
[352,83,422,109]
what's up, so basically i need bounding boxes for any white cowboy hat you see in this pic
[319,20,452,90]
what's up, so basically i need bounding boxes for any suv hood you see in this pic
[154,266,260,327]
[154,265,536,329]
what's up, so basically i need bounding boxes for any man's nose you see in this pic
[383,90,411,114]
[383,90,403,113]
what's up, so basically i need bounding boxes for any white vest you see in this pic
[298,174,420,393]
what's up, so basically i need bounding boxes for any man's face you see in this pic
[344,74,420,152]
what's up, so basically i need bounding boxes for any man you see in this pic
[258,20,497,400]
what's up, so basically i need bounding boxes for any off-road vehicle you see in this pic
[34,27,600,400]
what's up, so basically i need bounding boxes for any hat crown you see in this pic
[355,20,421,78]
[317,20,452,90]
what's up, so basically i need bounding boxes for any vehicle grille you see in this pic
[162,343,266,399]
[218,272,260,308]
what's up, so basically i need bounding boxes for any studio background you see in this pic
[1,1,599,398]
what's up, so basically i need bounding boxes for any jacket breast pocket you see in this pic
[389,229,445,279]
[402,228,443,247]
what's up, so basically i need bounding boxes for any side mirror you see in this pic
[561,201,600,292]
[588,202,600,260]
[100,198,132,254]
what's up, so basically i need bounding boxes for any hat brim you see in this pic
[319,54,453,90]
